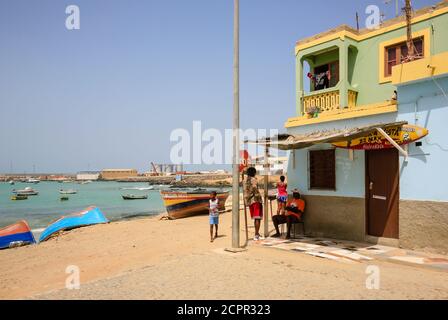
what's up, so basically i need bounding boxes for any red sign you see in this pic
[239,150,250,172]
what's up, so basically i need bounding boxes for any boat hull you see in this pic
[0,220,36,249]
[160,191,229,220]
[39,206,108,242]
[122,195,148,200]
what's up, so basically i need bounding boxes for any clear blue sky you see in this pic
[0,0,437,173]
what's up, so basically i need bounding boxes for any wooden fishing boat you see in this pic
[160,190,229,220]
[11,195,28,201]
[39,206,108,242]
[122,194,148,200]
[0,220,36,249]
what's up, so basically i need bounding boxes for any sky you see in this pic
[0,0,438,173]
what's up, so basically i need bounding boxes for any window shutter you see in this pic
[309,149,336,190]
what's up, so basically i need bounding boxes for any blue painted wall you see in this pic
[396,75,448,201]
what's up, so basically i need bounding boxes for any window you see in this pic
[311,61,339,91]
[385,37,424,77]
[309,149,336,190]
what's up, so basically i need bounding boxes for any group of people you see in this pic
[208,167,305,242]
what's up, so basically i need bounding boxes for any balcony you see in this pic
[301,88,358,116]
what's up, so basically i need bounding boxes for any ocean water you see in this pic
[0,181,167,233]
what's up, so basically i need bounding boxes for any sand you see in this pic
[1,202,448,300]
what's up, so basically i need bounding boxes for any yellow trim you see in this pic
[392,51,448,84]
[294,5,448,55]
[378,28,431,84]
[285,101,398,128]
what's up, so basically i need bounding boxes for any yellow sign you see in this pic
[332,125,428,150]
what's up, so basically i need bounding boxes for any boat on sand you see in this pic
[39,206,108,242]
[0,220,36,249]
[160,190,229,219]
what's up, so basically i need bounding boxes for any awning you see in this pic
[246,121,408,150]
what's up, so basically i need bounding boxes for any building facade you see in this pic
[284,1,448,254]
[100,169,138,180]
[76,171,100,181]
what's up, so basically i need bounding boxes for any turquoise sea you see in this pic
[0,181,167,234]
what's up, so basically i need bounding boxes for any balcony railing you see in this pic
[302,88,358,115]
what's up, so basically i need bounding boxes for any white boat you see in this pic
[9,181,15,185]
[13,187,39,196]
[59,189,77,194]
[26,178,40,184]
[120,186,154,191]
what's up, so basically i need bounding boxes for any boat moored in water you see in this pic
[122,194,148,200]
[12,187,39,196]
[39,206,109,242]
[160,190,229,220]
[59,189,77,194]
[11,195,28,201]
[26,178,40,184]
[0,220,36,249]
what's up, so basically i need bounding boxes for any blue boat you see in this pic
[0,220,36,249]
[39,206,108,242]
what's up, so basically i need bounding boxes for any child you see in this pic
[243,167,263,241]
[209,191,219,242]
[276,176,287,215]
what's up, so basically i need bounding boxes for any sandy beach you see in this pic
[1,197,448,300]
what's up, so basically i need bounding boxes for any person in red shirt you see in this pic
[272,189,305,239]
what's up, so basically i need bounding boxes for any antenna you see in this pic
[356,12,360,31]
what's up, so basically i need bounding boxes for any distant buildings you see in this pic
[76,171,100,181]
[101,169,138,180]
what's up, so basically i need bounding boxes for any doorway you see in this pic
[365,149,399,239]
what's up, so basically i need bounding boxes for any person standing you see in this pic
[209,191,219,242]
[244,167,263,241]
[276,175,288,215]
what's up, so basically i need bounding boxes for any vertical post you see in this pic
[232,0,240,249]
[263,145,269,238]
[296,56,304,116]
[339,41,348,109]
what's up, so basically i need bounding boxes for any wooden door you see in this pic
[366,149,399,239]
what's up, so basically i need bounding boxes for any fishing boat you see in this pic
[122,194,148,200]
[12,187,39,196]
[59,189,77,194]
[39,206,109,242]
[160,190,229,219]
[11,195,28,201]
[0,220,36,249]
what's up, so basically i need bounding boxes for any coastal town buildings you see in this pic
[282,1,448,254]
[76,171,100,181]
[100,169,138,180]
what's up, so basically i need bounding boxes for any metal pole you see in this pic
[232,0,240,249]
[263,146,269,238]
